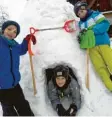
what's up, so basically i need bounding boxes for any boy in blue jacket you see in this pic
[74,1,112,91]
[0,20,36,116]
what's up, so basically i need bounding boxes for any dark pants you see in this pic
[0,84,34,116]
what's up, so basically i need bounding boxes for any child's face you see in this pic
[56,76,66,87]
[3,25,17,40]
[77,6,87,19]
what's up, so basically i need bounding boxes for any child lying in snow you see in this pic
[47,65,81,116]
[0,20,36,116]
[74,1,112,91]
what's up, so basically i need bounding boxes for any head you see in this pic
[56,76,66,87]
[74,1,88,19]
[54,65,69,88]
[2,20,20,40]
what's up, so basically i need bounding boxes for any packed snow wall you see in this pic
[15,0,112,116]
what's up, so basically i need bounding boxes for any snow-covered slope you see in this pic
[1,0,112,116]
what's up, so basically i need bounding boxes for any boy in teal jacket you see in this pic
[0,20,36,116]
[74,1,112,91]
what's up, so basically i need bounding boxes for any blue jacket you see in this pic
[79,10,110,46]
[0,35,28,89]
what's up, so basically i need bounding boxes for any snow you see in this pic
[0,0,27,20]
[1,0,112,116]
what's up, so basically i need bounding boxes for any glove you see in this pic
[66,104,77,116]
[77,29,87,44]
[77,35,81,44]
[25,34,36,45]
[80,28,87,35]
[56,104,66,116]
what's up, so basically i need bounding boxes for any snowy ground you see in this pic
[1,0,112,116]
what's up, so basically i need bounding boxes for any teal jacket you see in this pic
[79,10,110,46]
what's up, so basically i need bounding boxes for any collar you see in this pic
[1,35,17,46]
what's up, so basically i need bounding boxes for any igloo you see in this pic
[14,0,112,116]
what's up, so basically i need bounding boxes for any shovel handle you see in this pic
[86,49,90,91]
[28,34,37,95]
[29,54,37,95]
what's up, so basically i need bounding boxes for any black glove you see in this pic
[56,104,66,116]
[77,29,87,44]
[77,35,81,44]
[80,28,87,35]
[66,104,77,116]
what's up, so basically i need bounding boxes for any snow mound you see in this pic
[1,0,112,116]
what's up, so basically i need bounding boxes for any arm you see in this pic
[18,34,36,56]
[47,81,61,110]
[92,19,110,35]
[18,39,28,56]
[92,12,110,34]
[65,78,81,116]
[70,78,81,109]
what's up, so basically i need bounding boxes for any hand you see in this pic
[80,28,87,35]
[77,35,81,44]
[77,29,87,44]
[66,104,77,116]
[25,34,36,45]
[56,104,66,116]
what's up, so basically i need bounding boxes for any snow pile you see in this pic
[1,0,112,116]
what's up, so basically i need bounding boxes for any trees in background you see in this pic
[0,6,9,34]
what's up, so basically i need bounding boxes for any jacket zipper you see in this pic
[9,46,15,86]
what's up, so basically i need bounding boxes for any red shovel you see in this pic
[30,19,76,33]
[28,19,76,55]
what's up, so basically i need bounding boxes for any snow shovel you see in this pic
[28,29,37,95]
[28,19,76,56]
[30,19,76,33]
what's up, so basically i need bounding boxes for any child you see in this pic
[47,65,81,116]
[74,1,112,91]
[0,20,36,116]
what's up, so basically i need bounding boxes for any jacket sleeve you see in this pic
[92,12,110,34]
[18,39,28,56]
[47,81,61,110]
[70,78,81,110]
[92,19,110,35]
